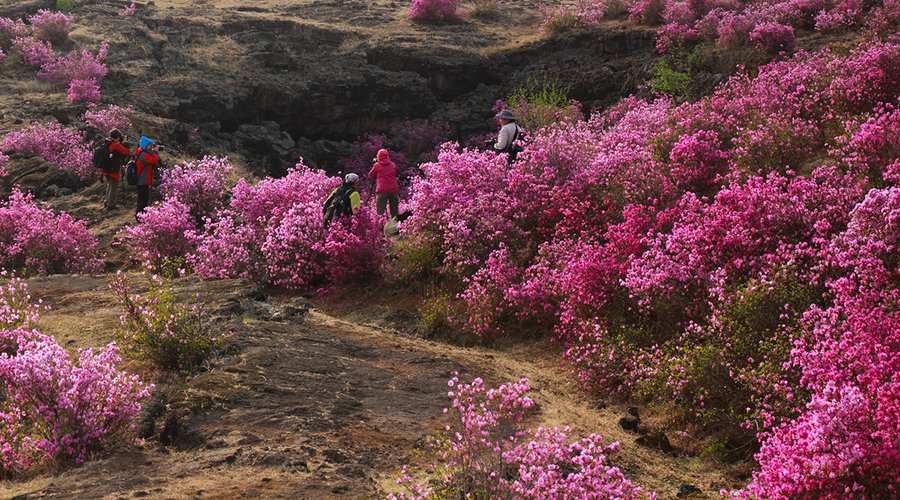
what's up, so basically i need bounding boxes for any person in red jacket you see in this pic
[369,148,400,218]
[134,136,159,221]
[102,129,130,209]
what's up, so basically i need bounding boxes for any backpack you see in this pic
[92,144,117,173]
[125,159,138,185]
[323,185,356,225]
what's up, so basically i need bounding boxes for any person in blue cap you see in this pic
[134,136,160,220]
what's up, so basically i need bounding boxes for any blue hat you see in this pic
[139,136,155,149]
[495,109,515,120]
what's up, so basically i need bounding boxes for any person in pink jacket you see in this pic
[369,148,400,218]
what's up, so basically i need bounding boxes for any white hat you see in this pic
[345,173,359,183]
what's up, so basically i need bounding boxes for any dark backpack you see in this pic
[125,159,138,185]
[92,144,117,173]
[323,185,357,225]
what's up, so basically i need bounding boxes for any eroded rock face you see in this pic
[83,2,656,175]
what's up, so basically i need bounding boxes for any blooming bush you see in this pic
[81,104,134,133]
[27,9,71,45]
[158,155,234,223]
[110,272,218,372]
[0,190,103,275]
[0,17,27,49]
[389,374,654,499]
[0,278,151,475]
[0,152,8,178]
[408,0,466,23]
[1,121,93,179]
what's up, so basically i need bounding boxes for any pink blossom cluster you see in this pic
[27,9,71,45]
[408,0,466,23]
[122,161,387,291]
[551,0,900,53]
[389,374,654,499]
[0,151,8,177]
[120,3,136,17]
[158,155,233,222]
[0,278,151,474]
[400,38,900,496]
[1,120,94,179]
[0,190,103,275]
[80,104,134,133]
[0,17,27,49]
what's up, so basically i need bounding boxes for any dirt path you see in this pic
[0,276,730,499]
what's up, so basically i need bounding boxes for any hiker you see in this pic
[369,148,400,219]
[492,109,521,164]
[133,136,159,220]
[100,129,130,209]
[323,173,361,225]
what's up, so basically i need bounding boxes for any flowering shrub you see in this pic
[12,36,55,68]
[67,78,101,103]
[389,374,654,499]
[0,329,151,473]
[120,2,136,17]
[128,162,387,291]
[1,121,93,179]
[539,0,609,32]
[81,104,133,133]
[27,9,71,45]
[0,190,103,275]
[119,200,199,274]
[158,155,234,223]
[0,274,44,333]
[0,152,8,178]
[408,0,466,23]
[0,18,27,49]
[37,43,109,88]
[110,272,218,372]
[0,278,151,475]
[496,80,583,132]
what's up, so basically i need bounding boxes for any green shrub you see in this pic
[504,78,583,131]
[56,0,75,13]
[387,236,442,289]
[467,0,501,18]
[109,273,218,373]
[418,290,452,337]
[650,60,691,97]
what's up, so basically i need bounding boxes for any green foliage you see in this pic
[56,0,75,13]
[650,60,691,97]
[418,290,452,336]
[505,78,583,131]
[543,11,579,34]
[387,236,442,289]
[635,268,825,439]
[110,273,219,373]
[466,0,500,19]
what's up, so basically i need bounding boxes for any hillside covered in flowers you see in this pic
[1,0,899,497]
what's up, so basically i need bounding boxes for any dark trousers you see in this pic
[136,185,150,219]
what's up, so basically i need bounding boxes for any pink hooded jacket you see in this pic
[369,149,399,193]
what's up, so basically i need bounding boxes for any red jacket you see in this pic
[103,140,131,180]
[369,159,399,193]
[134,148,159,186]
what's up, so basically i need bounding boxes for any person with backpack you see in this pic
[322,173,361,226]
[492,109,522,165]
[369,149,400,219]
[133,136,160,221]
[96,129,130,209]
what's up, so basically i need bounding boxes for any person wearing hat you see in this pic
[493,109,521,164]
[134,136,160,220]
[322,173,362,225]
[369,148,400,219]
[101,129,131,209]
